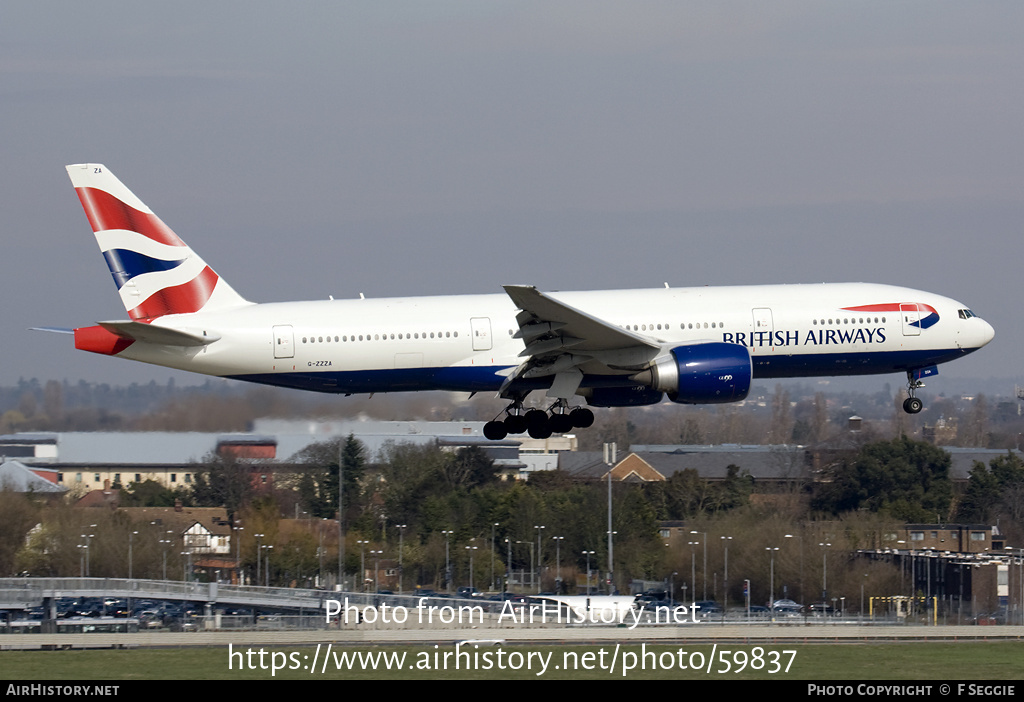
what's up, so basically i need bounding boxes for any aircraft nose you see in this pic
[977,318,995,347]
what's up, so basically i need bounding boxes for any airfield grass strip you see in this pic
[1,641,1023,680]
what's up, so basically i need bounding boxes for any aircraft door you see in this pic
[470,317,492,351]
[752,308,774,349]
[900,304,921,336]
[273,325,295,358]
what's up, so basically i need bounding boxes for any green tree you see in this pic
[441,446,498,489]
[0,491,40,576]
[191,452,255,520]
[958,452,1024,532]
[121,479,192,507]
[812,437,952,521]
[957,461,1000,522]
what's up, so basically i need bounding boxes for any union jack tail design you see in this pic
[66,164,249,320]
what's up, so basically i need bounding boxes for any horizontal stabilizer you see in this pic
[97,320,220,347]
[30,326,75,335]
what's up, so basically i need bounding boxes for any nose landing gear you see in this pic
[902,371,924,414]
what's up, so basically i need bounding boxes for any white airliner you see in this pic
[57,164,994,440]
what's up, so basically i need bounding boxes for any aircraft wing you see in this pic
[500,285,659,397]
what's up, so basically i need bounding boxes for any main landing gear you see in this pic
[903,370,924,415]
[483,400,595,441]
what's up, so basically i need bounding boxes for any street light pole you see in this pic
[534,525,545,594]
[552,536,564,594]
[465,546,478,590]
[338,442,344,592]
[690,530,707,600]
[505,538,511,594]
[785,532,803,602]
[721,535,732,614]
[264,544,274,587]
[766,547,779,612]
[371,550,382,593]
[688,540,699,605]
[397,524,407,595]
[128,530,138,580]
[234,525,244,585]
[442,530,454,594]
[583,551,595,594]
[357,540,369,592]
[604,442,616,595]
[491,522,498,592]
[820,542,831,612]
[255,533,264,586]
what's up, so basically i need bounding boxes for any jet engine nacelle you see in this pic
[585,385,664,407]
[638,342,752,404]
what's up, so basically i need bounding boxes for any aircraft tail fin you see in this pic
[65,164,250,320]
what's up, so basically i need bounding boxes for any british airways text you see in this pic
[722,328,887,348]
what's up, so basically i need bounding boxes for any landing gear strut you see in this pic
[902,371,924,414]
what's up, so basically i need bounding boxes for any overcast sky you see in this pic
[3,2,1022,393]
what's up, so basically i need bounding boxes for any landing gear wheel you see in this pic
[569,407,594,428]
[903,370,925,415]
[528,422,553,440]
[526,411,552,439]
[524,409,548,430]
[549,412,574,434]
[484,421,508,440]
[504,414,528,434]
[903,397,923,414]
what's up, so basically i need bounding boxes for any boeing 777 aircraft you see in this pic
[55,164,994,440]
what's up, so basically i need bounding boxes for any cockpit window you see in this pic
[958,309,978,319]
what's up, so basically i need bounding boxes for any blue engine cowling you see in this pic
[644,342,752,404]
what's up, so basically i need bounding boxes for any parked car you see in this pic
[808,603,839,617]
[771,599,803,614]
[972,611,1006,625]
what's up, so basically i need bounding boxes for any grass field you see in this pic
[2,642,1023,680]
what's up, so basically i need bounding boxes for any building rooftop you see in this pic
[0,459,67,493]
